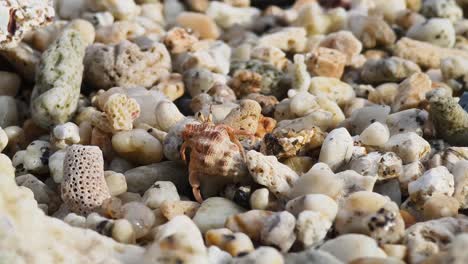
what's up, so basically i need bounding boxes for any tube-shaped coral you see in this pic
[428,90,468,146]
[31,28,86,129]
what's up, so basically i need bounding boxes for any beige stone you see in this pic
[394,38,468,69]
[392,73,432,112]
[307,47,346,78]
[176,12,220,39]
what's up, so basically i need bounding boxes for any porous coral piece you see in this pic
[181,122,250,202]
[61,145,111,215]
[428,91,468,146]
[404,217,468,264]
[246,150,299,200]
[229,69,262,98]
[255,116,277,138]
[102,93,140,132]
[221,99,262,135]
[31,28,86,129]
[84,40,171,90]
[94,86,167,128]
[0,158,145,263]
[0,0,55,49]
[163,27,198,54]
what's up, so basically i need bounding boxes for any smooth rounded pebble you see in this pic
[359,122,390,147]
[320,234,387,263]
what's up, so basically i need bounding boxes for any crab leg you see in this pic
[226,127,253,160]
[189,163,203,203]
[180,139,203,202]
[180,141,189,162]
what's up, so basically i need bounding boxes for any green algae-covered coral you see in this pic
[31,28,86,129]
[230,59,290,99]
[428,90,468,146]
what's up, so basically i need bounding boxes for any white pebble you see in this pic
[296,210,332,248]
[48,150,66,183]
[286,194,338,221]
[51,122,80,149]
[112,219,136,244]
[289,92,319,117]
[142,181,180,209]
[360,122,389,147]
[385,132,431,164]
[260,211,296,253]
[320,234,387,262]
[407,18,456,48]
[122,202,155,239]
[319,128,354,171]
[104,171,127,196]
[193,197,245,234]
[250,188,270,210]
[408,166,455,204]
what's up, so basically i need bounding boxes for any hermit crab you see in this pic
[180,114,253,202]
